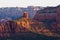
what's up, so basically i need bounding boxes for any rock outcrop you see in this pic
[0,11,60,38]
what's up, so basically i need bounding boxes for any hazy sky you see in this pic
[0,0,60,7]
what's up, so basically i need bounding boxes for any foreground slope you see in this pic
[14,17,60,37]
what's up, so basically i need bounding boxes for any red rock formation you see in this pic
[23,11,28,19]
[33,6,60,34]
[0,11,30,37]
[34,6,60,23]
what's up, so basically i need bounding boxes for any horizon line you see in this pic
[0,5,60,8]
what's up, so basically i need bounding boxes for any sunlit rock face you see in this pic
[0,12,30,37]
[23,11,29,19]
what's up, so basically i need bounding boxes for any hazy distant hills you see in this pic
[0,6,43,21]
[0,7,23,20]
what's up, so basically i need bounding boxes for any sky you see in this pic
[0,0,60,7]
